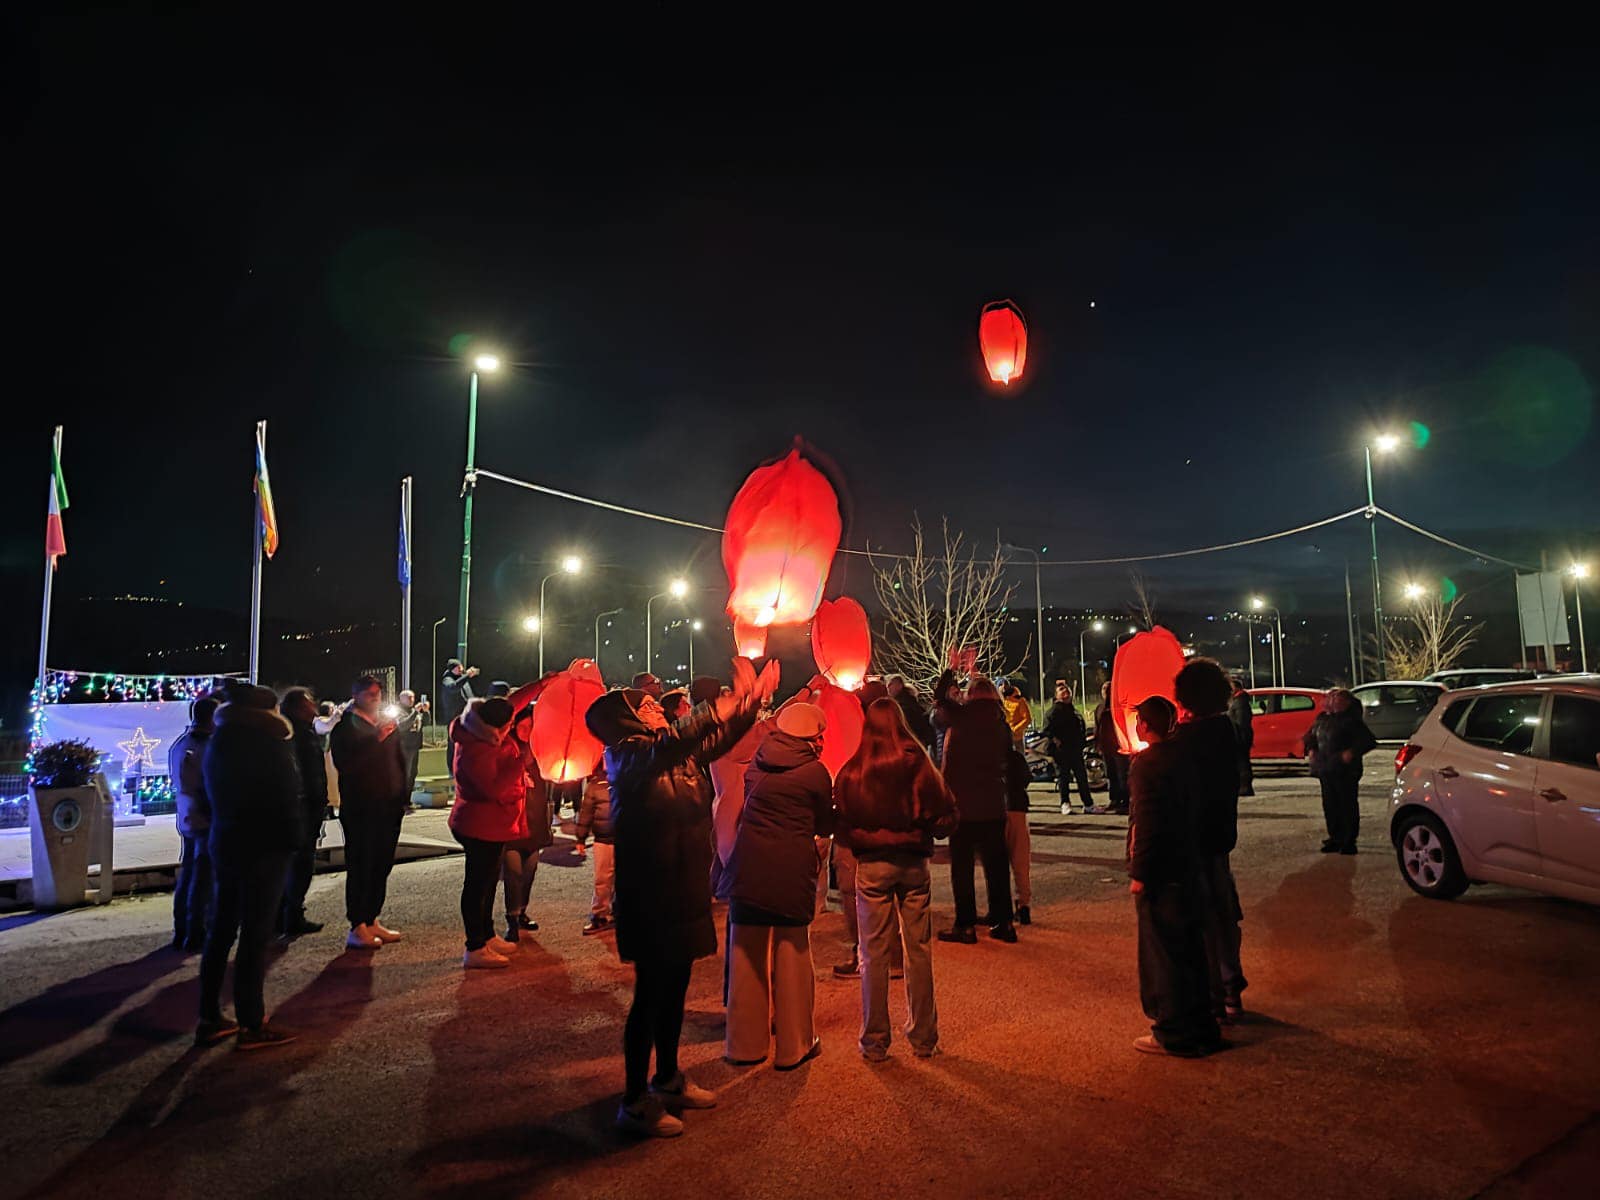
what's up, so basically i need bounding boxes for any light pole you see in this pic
[688,618,703,678]
[1364,432,1402,680]
[647,578,689,672]
[1005,543,1048,711]
[594,607,622,670]
[1251,596,1284,686]
[1240,614,1257,689]
[456,352,500,662]
[1078,620,1106,707]
[1572,562,1591,673]
[537,555,583,675]
[429,615,447,723]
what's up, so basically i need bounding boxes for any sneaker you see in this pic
[195,1017,240,1046]
[616,1096,684,1139]
[1320,840,1340,853]
[1339,845,1358,856]
[236,1023,298,1051]
[937,926,977,944]
[582,915,612,937]
[463,946,510,970]
[284,916,324,937]
[650,1071,717,1109]
[503,921,520,945]
[1015,905,1032,926]
[775,1038,822,1072]
[1133,1034,1204,1058]
[990,923,1018,944]
[862,1047,889,1063]
[346,925,382,950]
[1059,802,1073,816]
[912,1044,942,1059]
[831,960,860,979]
[370,922,403,943]
[516,915,540,933]
[487,935,519,956]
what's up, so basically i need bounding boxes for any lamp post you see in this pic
[429,615,447,726]
[538,555,583,675]
[455,352,500,662]
[688,618,703,678]
[1364,432,1402,680]
[1250,596,1284,686]
[1240,614,1257,689]
[594,607,622,670]
[1004,543,1048,711]
[647,578,689,671]
[1572,562,1591,673]
[1078,620,1106,706]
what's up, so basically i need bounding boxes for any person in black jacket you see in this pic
[1045,680,1095,815]
[885,675,935,749]
[586,655,778,1140]
[725,703,834,1070]
[330,675,410,951]
[1094,681,1130,814]
[168,696,218,952]
[933,672,1017,944]
[1172,658,1248,1022]
[1228,678,1255,797]
[278,688,328,938]
[197,685,303,1049]
[440,660,478,777]
[1127,696,1222,1057]
[1305,689,1378,854]
[394,689,428,803]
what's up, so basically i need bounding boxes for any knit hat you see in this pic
[480,697,514,728]
[776,703,827,739]
[226,682,280,710]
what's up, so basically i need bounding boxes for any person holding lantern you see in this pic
[585,654,780,1139]
[499,676,559,944]
[933,672,1018,944]
[1094,682,1130,815]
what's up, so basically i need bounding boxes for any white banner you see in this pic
[38,702,192,804]
[1516,571,1570,648]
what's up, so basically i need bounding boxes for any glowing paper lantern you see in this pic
[1108,626,1186,755]
[732,618,768,659]
[530,661,607,783]
[810,597,870,691]
[978,300,1028,386]
[722,447,842,628]
[812,682,865,778]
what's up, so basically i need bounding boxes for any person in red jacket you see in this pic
[448,696,526,969]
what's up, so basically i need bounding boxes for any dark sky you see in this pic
[6,23,1598,702]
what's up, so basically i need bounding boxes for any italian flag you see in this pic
[255,421,279,559]
[45,440,68,567]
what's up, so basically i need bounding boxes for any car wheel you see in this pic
[1394,811,1468,900]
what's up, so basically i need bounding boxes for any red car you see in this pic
[1246,688,1329,759]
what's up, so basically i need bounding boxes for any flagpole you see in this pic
[400,475,413,693]
[249,420,266,684]
[36,426,63,695]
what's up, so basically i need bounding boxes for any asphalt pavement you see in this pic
[1,753,1596,1200]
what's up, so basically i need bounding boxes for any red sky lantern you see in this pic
[810,597,870,691]
[722,447,842,628]
[812,682,864,778]
[1109,626,1186,755]
[732,617,768,659]
[530,662,607,783]
[978,299,1028,386]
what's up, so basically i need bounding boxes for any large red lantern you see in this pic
[530,659,607,783]
[732,617,768,659]
[722,447,842,628]
[812,682,865,778]
[1109,627,1186,755]
[978,300,1028,386]
[810,597,871,690]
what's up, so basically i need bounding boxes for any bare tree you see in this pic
[1128,570,1157,630]
[1369,595,1479,679]
[869,518,1025,692]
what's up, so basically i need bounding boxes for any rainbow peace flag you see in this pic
[255,422,279,559]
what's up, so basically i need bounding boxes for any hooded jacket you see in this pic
[1172,713,1241,855]
[168,724,212,836]
[1306,706,1378,779]
[286,714,329,815]
[834,745,959,862]
[448,701,528,842]
[202,704,303,854]
[1003,695,1033,743]
[727,731,835,925]
[586,690,758,964]
[330,707,409,815]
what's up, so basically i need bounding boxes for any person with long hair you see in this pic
[834,698,958,1061]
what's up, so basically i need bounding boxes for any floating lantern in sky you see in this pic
[978,299,1028,386]
[732,617,768,659]
[529,658,606,783]
[810,597,870,691]
[722,447,841,628]
[812,682,865,778]
[1109,626,1186,755]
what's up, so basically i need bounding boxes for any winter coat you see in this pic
[1228,692,1255,752]
[1044,701,1086,758]
[505,708,553,851]
[202,704,303,855]
[834,747,958,862]
[587,692,758,964]
[1005,746,1033,813]
[934,676,1011,823]
[1003,695,1033,743]
[440,669,476,725]
[894,690,936,749]
[286,716,329,816]
[448,701,528,843]
[1171,714,1241,856]
[575,774,614,845]
[727,731,835,925]
[329,708,409,816]
[168,725,212,836]
[1306,708,1378,779]
[1127,738,1203,888]
[1094,702,1122,760]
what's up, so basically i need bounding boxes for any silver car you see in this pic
[1388,677,1600,903]
[1351,680,1444,742]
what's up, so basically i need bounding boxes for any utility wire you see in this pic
[1376,509,1539,572]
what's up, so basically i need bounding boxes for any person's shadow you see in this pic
[0,943,183,1070]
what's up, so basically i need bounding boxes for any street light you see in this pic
[1115,624,1139,648]
[1364,432,1404,680]
[522,614,541,633]
[1238,612,1257,689]
[688,618,704,677]
[1004,542,1048,711]
[429,615,447,728]
[594,607,622,669]
[1571,562,1590,673]
[455,350,501,662]
[538,555,583,674]
[1250,596,1285,687]
[1402,581,1427,602]
[647,579,689,671]
[1078,620,1106,706]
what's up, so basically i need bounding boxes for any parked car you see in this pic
[1351,681,1445,742]
[1246,688,1328,759]
[1389,677,1600,904]
[1425,667,1539,689]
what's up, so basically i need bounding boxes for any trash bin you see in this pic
[29,771,115,909]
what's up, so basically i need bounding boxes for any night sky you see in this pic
[6,23,1598,718]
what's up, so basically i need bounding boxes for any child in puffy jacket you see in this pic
[574,773,615,936]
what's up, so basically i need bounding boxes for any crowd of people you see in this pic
[162,646,1379,1134]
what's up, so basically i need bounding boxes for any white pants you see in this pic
[726,923,816,1066]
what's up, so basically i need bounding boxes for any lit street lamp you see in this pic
[1115,624,1139,648]
[455,351,501,662]
[688,618,704,677]
[1078,620,1106,706]
[429,615,447,726]
[538,555,583,675]
[1004,542,1048,711]
[1571,562,1590,673]
[647,578,689,671]
[594,607,622,670]
[1250,596,1285,687]
[1364,432,1404,680]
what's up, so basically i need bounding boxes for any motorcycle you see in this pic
[1023,730,1107,791]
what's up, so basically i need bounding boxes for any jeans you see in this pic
[726,923,816,1065]
[1004,811,1032,906]
[339,806,402,927]
[590,841,615,918]
[1135,879,1219,1050]
[833,842,901,968]
[200,846,292,1030]
[1054,752,1094,810]
[624,958,693,1103]
[856,856,937,1055]
[1319,773,1360,848]
[1198,853,1248,1014]
[948,818,1011,928]
[454,832,503,951]
[280,805,323,931]
[173,833,213,949]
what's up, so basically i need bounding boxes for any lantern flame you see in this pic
[978,300,1028,387]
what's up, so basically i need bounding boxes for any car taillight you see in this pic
[1395,743,1422,774]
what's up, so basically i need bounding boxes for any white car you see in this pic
[1389,677,1600,904]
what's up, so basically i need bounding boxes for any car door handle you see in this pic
[1540,787,1567,802]
[1437,767,1459,779]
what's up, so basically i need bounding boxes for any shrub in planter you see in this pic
[30,739,102,789]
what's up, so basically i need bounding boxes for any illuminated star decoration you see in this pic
[116,727,162,772]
